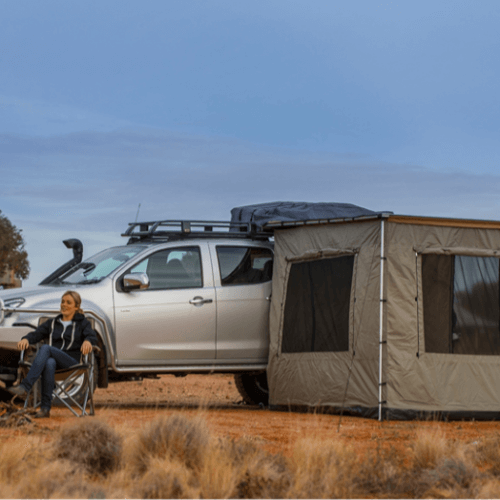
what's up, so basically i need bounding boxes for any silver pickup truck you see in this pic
[0,220,273,405]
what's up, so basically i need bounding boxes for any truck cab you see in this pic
[0,220,273,405]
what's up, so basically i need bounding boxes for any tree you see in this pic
[0,211,30,280]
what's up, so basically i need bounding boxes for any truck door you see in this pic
[113,244,216,364]
[211,244,273,360]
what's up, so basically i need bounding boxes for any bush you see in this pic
[476,433,500,475]
[289,437,358,498]
[128,414,210,475]
[131,458,199,499]
[219,437,291,499]
[52,419,123,475]
[411,428,449,470]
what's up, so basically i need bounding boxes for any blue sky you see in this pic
[1,0,500,286]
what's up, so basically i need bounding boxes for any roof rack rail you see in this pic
[122,220,271,243]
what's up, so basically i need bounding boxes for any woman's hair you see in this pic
[62,290,84,314]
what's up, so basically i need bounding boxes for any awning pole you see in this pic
[378,219,386,422]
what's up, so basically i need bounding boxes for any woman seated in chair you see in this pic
[9,290,98,418]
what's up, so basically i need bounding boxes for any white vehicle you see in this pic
[0,220,273,405]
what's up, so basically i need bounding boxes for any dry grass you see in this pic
[4,415,500,498]
[52,418,123,476]
[126,413,209,474]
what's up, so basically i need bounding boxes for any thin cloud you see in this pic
[3,128,500,221]
[3,128,500,286]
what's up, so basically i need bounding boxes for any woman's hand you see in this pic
[17,339,29,350]
[81,340,93,355]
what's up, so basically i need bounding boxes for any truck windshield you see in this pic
[57,246,146,285]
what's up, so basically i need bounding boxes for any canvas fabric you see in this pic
[385,221,500,414]
[268,216,500,416]
[267,220,382,409]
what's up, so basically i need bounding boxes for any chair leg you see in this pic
[83,358,96,416]
[53,371,91,417]
[23,380,41,410]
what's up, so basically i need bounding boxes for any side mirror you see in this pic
[123,273,150,292]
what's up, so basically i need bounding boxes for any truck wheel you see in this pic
[234,372,269,406]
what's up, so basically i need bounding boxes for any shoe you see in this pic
[8,385,27,397]
[34,408,51,419]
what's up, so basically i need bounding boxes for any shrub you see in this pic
[131,458,199,499]
[221,437,291,499]
[289,437,358,498]
[128,414,210,475]
[52,419,123,475]
[355,444,404,497]
[476,433,500,475]
[411,428,449,470]
[414,458,481,498]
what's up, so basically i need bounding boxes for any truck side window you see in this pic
[130,247,202,289]
[217,246,273,286]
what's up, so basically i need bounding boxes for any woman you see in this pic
[9,290,98,418]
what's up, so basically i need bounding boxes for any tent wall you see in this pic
[268,215,500,417]
[267,220,383,410]
[385,221,500,414]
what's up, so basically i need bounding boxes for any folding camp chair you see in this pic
[19,316,99,417]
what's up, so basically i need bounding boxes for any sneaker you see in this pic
[8,385,27,397]
[34,408,51,419]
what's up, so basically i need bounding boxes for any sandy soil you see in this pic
[4,373,500,461]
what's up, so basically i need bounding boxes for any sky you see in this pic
[1,0,500,286]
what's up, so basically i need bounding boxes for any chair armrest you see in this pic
[82,345,101,363]
[19,344,40,366]
[19,348,31,364]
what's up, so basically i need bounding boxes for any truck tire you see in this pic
[234,372,269,406]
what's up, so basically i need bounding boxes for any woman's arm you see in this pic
[21,318,53,347]
[80,319,97,354]
[81,319,98,346]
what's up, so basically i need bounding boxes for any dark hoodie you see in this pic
[22,313,98,362]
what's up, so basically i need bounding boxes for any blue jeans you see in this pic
[21,344,77,410]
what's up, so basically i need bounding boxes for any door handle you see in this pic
[189,296,213,306]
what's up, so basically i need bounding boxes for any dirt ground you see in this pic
[4,373,500,461]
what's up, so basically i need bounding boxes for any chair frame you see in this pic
[19,316,99,417]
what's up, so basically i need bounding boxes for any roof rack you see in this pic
[122,220,271,243]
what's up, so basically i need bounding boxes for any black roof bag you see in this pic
[230,201,388,231]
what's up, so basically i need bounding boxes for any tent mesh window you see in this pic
[282,255,354,353]
[423,254,500,355]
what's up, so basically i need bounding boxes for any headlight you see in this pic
[3,297,25,317]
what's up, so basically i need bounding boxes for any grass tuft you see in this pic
[131,458,200,499]
[127,414,210,475]
[355,444,404,497]
[411,428,449,469]
[52,418,123,476]
[223,437,291,499]
[476,432,500,475]
[289,437,358,498]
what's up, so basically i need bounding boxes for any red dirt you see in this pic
[3,374,500,459]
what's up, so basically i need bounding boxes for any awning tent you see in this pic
[233,203,500,420]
